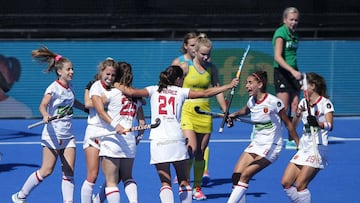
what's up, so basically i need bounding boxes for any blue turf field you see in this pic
[1,117,359,203]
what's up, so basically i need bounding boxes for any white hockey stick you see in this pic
[219,45,250,133]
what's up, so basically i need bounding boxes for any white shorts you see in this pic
[244,141,282,163]
[99,132,137,158]
[41,137,76,150]
[83,125,103,150]
[150,139,189,164]
[290,145,328,169]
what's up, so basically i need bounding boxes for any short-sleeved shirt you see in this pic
[272,24,299,70]
[88,80,114,127]
[248,93,285,145]
[146,85,190,140]
[42,80,75,140]
[298,96,335,148]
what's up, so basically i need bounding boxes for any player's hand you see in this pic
[226,114,235,128]
[136,134,143,145]
[307,115,319,127]
[292,70,302,80]
[230,78,239,88]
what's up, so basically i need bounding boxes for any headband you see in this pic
[252,73,263,83]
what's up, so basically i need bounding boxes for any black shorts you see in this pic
[273,67,301,94]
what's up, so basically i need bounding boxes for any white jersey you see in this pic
[146,85,190,140]
[99,88,142,158]
[84,80,114,149]
[41,80,75,140]
[248,93,284,145]
[88,80,114,127]
[289,97,334,169]
[298,96,335,148]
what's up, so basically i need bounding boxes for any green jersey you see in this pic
[272,24,299,70]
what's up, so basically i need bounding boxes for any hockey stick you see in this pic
[90,118,161,139]
[194,106,268,125]
[303,73,321,167]
[27,104,73,129]
[219,45,250,133]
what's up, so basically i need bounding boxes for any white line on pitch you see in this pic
[0,136,359,145]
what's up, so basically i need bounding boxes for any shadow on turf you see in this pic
[206,192,267,200]
[201,177,263,200]
[0,128,40,141]
[0,163,39,172]
[202,177,256,188]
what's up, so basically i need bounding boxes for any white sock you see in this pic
[62,176,74,203]
[81,180,95,203]
[284,186,299,202]
[178,185,192,203]
[124,179,138,203]
[296,189,311,203]
[18,171,43,198]
[159,185,174,203]
[239,194,247,203]
[105,187,120,203]
[227,181,248,203]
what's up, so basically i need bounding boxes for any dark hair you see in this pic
[251,70,268,92]
[306,72,328,98]
[157,65,183,92]
[31,45,70,75]
[0,55,21,92]
[116,61,133,87]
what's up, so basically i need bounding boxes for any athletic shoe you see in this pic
[192,186,207,200]
[285,140,297,150]
[201,171,210,187]
[12,192,26,203]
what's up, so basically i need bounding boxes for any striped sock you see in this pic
[81,180,94,203]
[124,179,138,203]
[62,176,74,202]
[19,170,43,199]
[105,187,120,203]
[227,181,248,203]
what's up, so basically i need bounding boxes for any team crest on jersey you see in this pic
[277,101,281,107]
[263,107,269,113]
[293,155,299,160]
[326,103,332,109]
[315,110,320,116]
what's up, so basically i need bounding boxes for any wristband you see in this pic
[110,120,118,129]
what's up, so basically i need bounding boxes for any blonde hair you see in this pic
[283,7,300,19]
[195,33,212,51]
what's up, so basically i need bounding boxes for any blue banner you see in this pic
[0,40,358,118]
